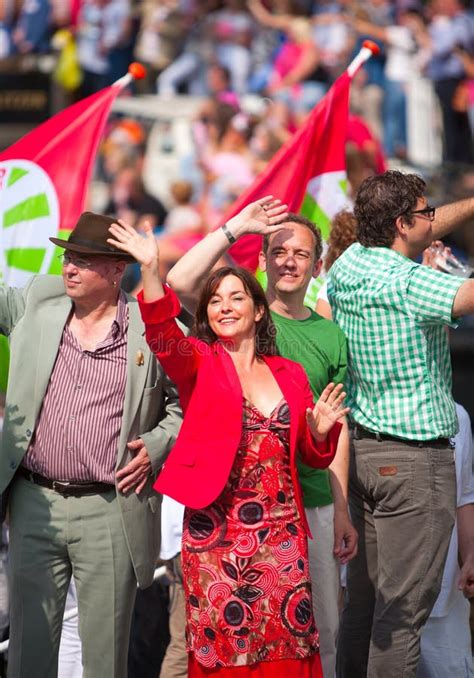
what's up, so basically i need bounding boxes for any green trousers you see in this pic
[8,476,137,678]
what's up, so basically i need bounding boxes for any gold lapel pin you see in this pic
[136,350,145,366]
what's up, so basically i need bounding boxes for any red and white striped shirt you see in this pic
[23,293,129,483]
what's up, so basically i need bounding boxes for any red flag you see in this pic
[0,81,129,286]
[225,72,351,271]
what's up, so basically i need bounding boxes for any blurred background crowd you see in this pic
[1,0,474,218]
[0,0,473,387]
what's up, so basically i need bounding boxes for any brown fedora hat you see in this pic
[50,212,135,262]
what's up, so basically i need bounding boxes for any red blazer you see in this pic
[138,286,341,537]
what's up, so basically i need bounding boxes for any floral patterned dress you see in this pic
[182,397,321,676]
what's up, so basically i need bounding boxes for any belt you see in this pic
[352,425,454,449]
[18,466,115,497]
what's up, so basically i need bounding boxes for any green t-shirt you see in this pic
[271,309,348,507]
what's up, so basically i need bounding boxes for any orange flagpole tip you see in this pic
[362,40,381,56]
[128,62,147,80]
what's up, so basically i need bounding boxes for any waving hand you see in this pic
[306,383,350,441]
[108,219,164,302]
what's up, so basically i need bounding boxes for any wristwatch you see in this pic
[221,223,237,244]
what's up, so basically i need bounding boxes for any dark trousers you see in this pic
[434,78,473,165]
[128,577,170,678]
[337,437,456,678]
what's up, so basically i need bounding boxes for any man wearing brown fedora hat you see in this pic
[0,212,182,678]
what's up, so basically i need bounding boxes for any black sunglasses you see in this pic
[410,205,436,220]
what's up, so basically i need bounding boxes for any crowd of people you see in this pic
[0,169,472,678]
[2,1,474,274]
[1,0,474,165]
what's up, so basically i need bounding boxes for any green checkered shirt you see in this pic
[328,243,464,439]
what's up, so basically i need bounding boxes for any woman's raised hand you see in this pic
[225,195,289,239]
[108,219,159,269]
[306,383,350,441]
[108,219,165,302]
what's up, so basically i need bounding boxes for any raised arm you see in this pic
[269,41,320,90]
[432,197,474,241]
[166,196,288,313]
[107,220,199,398]
[353,17,388,43]
[247,0,292,31]
[108,219,165,303]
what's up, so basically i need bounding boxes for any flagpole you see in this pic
[112,62,147,90]
[347,40,381,78]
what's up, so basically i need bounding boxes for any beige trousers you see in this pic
[159,554,187,678]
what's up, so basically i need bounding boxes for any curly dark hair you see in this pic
[355,170,426,247]
[262,212,323,261]
[192,266,278,357]
[325,210,357,271]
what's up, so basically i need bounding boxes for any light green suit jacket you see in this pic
[0,275,182,588]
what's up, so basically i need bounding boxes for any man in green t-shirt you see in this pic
[259,214,356,678]
[167,207,358,678]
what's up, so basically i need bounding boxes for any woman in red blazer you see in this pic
[108,218,348,678]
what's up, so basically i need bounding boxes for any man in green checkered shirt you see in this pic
[328,170,474,678]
